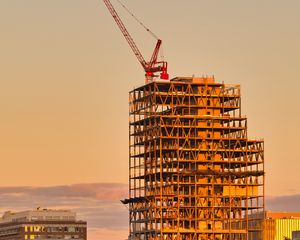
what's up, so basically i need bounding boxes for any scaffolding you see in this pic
[125,77,264,240]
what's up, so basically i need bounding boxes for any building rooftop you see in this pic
[170,76,216,84]
[265,211,300,219]
[0,208,77,224]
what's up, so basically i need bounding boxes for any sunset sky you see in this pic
[0,0,300,239]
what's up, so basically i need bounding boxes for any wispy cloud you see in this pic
[0,183,128,240]
[0,183,128,201]
[3,183,300,239]
[267,194,300,212]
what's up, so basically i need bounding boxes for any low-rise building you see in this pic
[0,208,87,240]
[263,211,300,240]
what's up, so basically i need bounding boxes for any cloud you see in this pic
[0,183,129,240]
[6,183,300,239]
[267,194,300,212]
[0,183,128,201]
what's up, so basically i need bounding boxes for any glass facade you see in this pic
[0,222,86,240]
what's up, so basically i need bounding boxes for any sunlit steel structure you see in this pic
[125,77,264,240]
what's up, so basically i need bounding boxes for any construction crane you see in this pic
[103,0,169,81]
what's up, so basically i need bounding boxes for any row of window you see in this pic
[24,234,83,240]
[24,226,84,233]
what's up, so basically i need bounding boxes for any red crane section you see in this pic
[103,0,169,81]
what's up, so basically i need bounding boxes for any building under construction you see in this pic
[124,76,264,240]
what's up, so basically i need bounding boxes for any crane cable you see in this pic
[115,0,159,40]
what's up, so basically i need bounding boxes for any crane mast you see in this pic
[103,0,169,81]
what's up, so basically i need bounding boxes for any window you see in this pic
[68,227,75,233]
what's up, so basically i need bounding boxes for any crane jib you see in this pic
[103,0,169,81]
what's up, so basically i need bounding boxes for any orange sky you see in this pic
[0,0,300,197]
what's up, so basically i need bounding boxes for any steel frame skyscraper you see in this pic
[124,77,264,240]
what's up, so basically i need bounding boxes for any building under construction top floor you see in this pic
[125,76,264,240]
